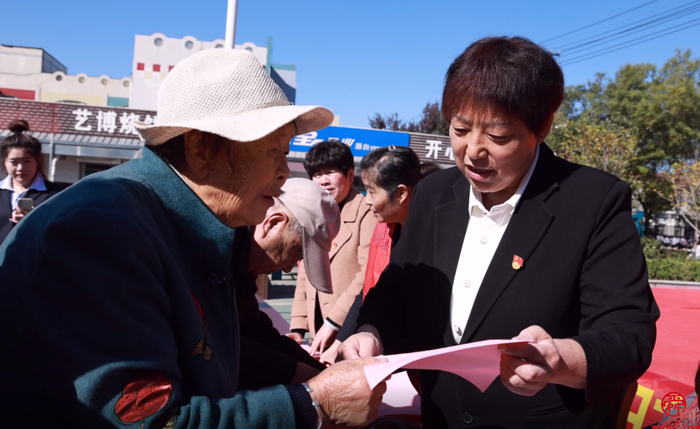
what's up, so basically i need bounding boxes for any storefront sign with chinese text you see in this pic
[0,98,156,139]
[290,126,409,157]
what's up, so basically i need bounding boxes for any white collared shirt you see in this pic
[1,173,47,210]
[450,146,540,343]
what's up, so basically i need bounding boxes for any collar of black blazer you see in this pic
[451,142,560,209]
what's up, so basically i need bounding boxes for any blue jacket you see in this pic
[0,148,311,428]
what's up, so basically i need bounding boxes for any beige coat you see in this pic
[290,187,377,337]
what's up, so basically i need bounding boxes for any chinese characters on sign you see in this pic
[0,98,157,139]
[96,111,117,133]
[290,132,319,147]
[425,139,454,161]
[72,108,157,136]
[661,392,687,417]
[292,132,384,153]
[408,134,455,165]
[289,126,410,157]
[73,109,91,131]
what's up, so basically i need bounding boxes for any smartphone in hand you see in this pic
[16,197,34,211]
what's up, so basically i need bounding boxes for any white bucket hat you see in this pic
[278,178,340,294]
[134,49,333,145]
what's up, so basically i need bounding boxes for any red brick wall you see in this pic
[0,99,59,133]
[0,99,156,139]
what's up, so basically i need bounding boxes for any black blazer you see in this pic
[359,144,659,428]
[0,179,65,244]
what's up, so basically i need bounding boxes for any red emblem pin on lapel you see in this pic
[512,255,524,270]
[332,242,337,249]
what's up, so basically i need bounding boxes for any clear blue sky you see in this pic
[2,0,698,128]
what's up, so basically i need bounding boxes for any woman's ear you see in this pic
[395,184,411,205]
[183,130,215,180]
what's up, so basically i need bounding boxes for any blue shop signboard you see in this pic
[290,126,410,157]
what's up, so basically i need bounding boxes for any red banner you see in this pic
[625,372,694,428]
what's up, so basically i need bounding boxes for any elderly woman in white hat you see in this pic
[0,49,387,428]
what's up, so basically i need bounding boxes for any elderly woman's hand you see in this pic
[10,206,30,224]
[498,325,587,396]
[306,356,388,427]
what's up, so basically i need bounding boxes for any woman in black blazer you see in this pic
[339,36,659,428]
[0,120,63,244]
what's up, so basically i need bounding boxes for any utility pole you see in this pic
[224,0,239,49]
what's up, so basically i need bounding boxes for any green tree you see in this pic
[550,50,700,232]
[660,157,700,240]
[417,102,449,135]
[369,102,448,135]
[368,112,419,132]
[551,121,640,181]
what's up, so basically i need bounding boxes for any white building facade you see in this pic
[129,33,272,110]
[0,45,131,107]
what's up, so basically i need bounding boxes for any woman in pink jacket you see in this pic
[289,141,378,358]
[323,147,440,364]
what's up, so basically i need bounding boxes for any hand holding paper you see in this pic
[308,356,388,427]
[337,327,384,360]
[363,339,530,392]
[499,325,587,395]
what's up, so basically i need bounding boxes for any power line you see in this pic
[554,0,700,53]
[539,0,700,66]
[559,17,700,66]
[539,0,660,44]
[547,0,694,50]
[559,1,700,55]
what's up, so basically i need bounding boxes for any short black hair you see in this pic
[360,146,420,196]
[303,141,354,178]
[442,36,564,136]
[419,162,442,181]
